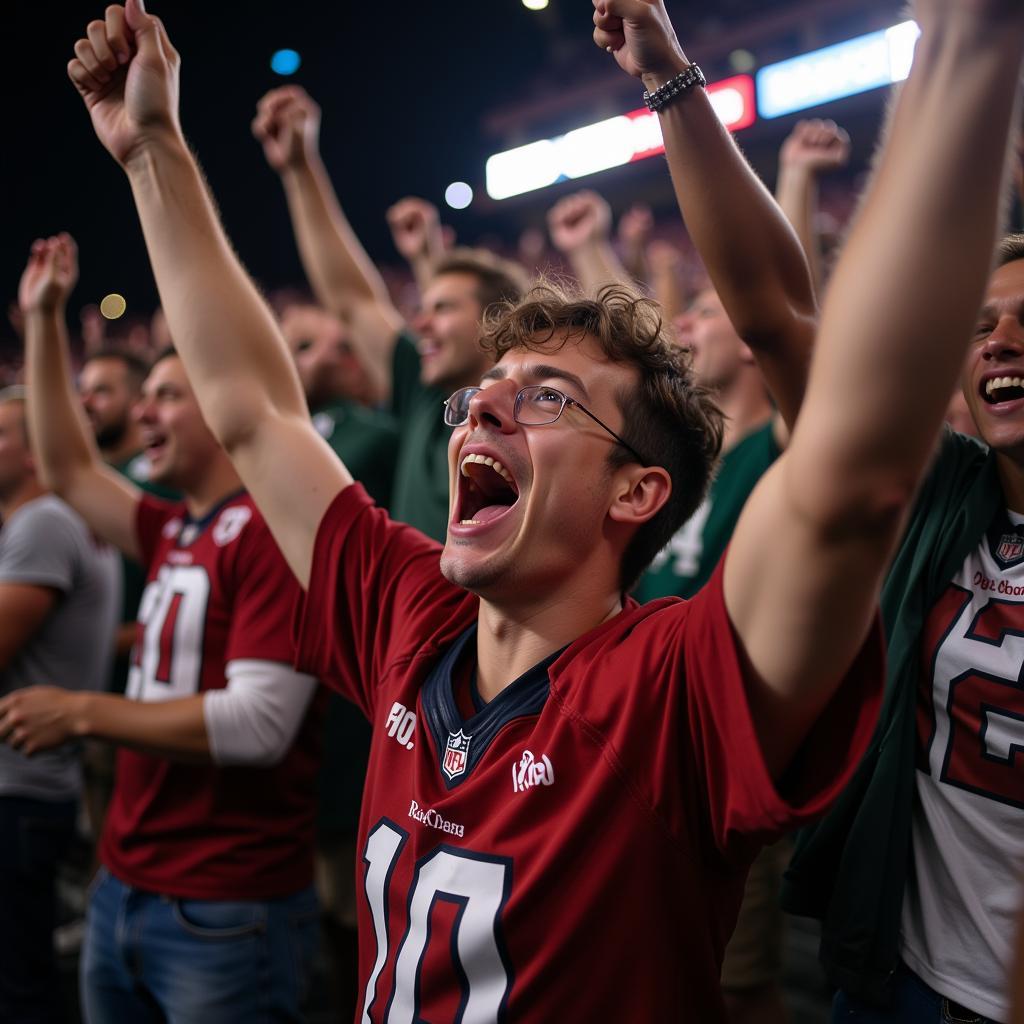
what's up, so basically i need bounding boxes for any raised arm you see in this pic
[617,203,654,285]
[19,235,142,560]
[68,1,349,587]
[646,239,688,324]
[775,118,851,294]
[547,190,632,294]
[597,0,1024,776]
[253,85,404,399]
[386,196,448,295]
[596,0,816,430]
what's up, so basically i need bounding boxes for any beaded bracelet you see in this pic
[642,64,707,113]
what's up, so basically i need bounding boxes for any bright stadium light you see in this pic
[522,0,549,9]
[485,75,756,201]
[445,182,474,210]
[756,20,920,119]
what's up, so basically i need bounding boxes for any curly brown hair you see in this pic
[480,280,724,591]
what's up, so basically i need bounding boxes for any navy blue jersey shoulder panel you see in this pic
[421,625,561,790]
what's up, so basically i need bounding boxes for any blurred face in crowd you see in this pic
[134,355,224,492]
[440,331,663,601]
[962,258,1024,460]
[413,271,492,392]
[0,401,33,501]
[79,357,139,450]
[674,288,752,392]
[281,304,367,409]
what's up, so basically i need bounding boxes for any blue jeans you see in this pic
[833,963,994,1023]
[81,869,319,1023]
[0,795,77,1024]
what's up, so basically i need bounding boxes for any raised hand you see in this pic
[386,197,443,263]
[592,0,688,83]
[18,235,79,316]
[67,0,182,168]
[618,204,654,251]
[547,190,613,254]
[252,86,322,174]
[779,120,851,176]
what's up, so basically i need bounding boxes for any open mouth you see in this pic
[456,454,520,526]
[982,376,1024,405]
[144,433,168,459]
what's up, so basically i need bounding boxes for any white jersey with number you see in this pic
[901,510,1024,1022]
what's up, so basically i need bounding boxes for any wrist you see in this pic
[23,302,67,322]
[123,128,191,181]
[640,51,692,93]
[777,163,815,187]
[278,148,317,180]
[67,692,93,739]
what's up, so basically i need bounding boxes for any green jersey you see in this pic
[636,420,779,601]
[311,398,400,509]
[389,332,451,542]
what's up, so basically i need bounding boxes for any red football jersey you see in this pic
[295,486,883,1023]
[101,491,322,900]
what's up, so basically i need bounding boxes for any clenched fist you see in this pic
[779,120,851,176]
[547,191,612,254]
[18,235,79,317]
[386,198,443,263]
[252,86,322,174]
[68,0,182,168]
[592,0,688,85]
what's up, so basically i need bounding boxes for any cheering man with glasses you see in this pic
[444,383,647,462]
[48,0,1024,1018]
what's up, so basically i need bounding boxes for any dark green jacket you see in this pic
[780,430,1001,1004]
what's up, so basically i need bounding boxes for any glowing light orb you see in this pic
[444,182,474,210]
[99,294,127,320]
[271,49,301,76]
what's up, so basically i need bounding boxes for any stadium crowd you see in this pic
[0,1,1023,1022]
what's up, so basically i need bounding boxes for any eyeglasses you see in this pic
[443,384,647,465]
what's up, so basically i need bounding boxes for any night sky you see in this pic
[2,1,890,349]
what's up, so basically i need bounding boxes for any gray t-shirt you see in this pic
[0,495,120,800]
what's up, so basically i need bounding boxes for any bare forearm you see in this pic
[655,75,815,427]
[795,16,1024,507]
[408,253,436,295]
[649,259,687,323]
[73,691,211,761]
[126,136,307,447]
[620,244,649,287]
[281,157,398,319]
[657,77,816,340]
[24,307,100,489]
[566,241,631,294]
[775,166,824,293]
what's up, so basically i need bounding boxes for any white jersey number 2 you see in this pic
[926,587,1024,809]
[127,565,211,703]
[361,819,512,1023]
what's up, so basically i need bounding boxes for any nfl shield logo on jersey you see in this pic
[442,730,472,781]
[997,533,1024,563]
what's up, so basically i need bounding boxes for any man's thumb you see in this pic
[125,0,161,57]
